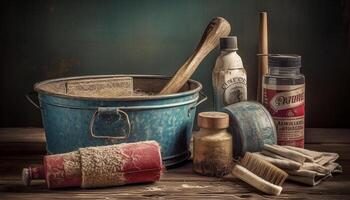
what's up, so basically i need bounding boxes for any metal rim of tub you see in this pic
[33,74,203,101]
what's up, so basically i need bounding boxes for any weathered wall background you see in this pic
[1,0,349,127]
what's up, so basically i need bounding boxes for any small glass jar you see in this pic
[263,54,305,148]
[193,112,232,177]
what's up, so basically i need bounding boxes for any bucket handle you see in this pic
[188,91,207,116]
[89,107,131,140]
[25,91,41,109]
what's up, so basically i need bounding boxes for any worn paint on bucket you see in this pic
[28,75,206,167]
[223,101,277,157]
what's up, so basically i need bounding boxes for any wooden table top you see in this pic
[0,128,349,199]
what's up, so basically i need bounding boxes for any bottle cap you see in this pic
[268,54,301,68]
[198,112,229,129]
[220,36,238,51]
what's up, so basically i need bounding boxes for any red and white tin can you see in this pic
[263,84,305,147]
[262,54,305,148]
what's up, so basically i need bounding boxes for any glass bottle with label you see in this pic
[262,54,305,148]
[212,36,247,111]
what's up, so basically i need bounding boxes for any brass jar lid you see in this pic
[197,112,229,129]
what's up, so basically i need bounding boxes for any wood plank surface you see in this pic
[1,128,348,144]
[305,144,350,160]
[305,128,350,144]
[0,128,349,199]
[0,128,45,143]
[0,160,349,200]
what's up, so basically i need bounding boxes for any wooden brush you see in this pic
[231,152,288,196]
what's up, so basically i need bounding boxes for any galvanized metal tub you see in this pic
[28,75,206,167]
[223,101,277,157]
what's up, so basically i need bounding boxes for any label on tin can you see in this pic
[263,84,305,148]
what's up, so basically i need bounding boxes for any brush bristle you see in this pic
[240,152,288,186]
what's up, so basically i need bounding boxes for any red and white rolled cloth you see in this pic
[22,141,163,189]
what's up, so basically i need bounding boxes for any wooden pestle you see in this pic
[160,17,231,95]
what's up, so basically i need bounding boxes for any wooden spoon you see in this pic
[160,17,231,95]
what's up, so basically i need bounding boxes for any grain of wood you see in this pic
[0,143,46,156]
[0,161,349,199]
[0,128,45,143]
[1,128,349,145]
[305,128,350,144]
[1,179,350,199]
[0,128,349,199]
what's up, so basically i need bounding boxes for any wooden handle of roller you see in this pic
[160,17,231,95]
[232,164,282,196]
[257,12,268,102]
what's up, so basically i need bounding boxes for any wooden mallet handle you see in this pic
[257,12,268,102]
[160,17,231,95]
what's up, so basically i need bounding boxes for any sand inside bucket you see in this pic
[39,76,156,98]
[35,75,197,99]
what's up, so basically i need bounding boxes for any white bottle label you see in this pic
[223,76,247,105]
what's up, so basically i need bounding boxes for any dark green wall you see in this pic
[1,0,349,127]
